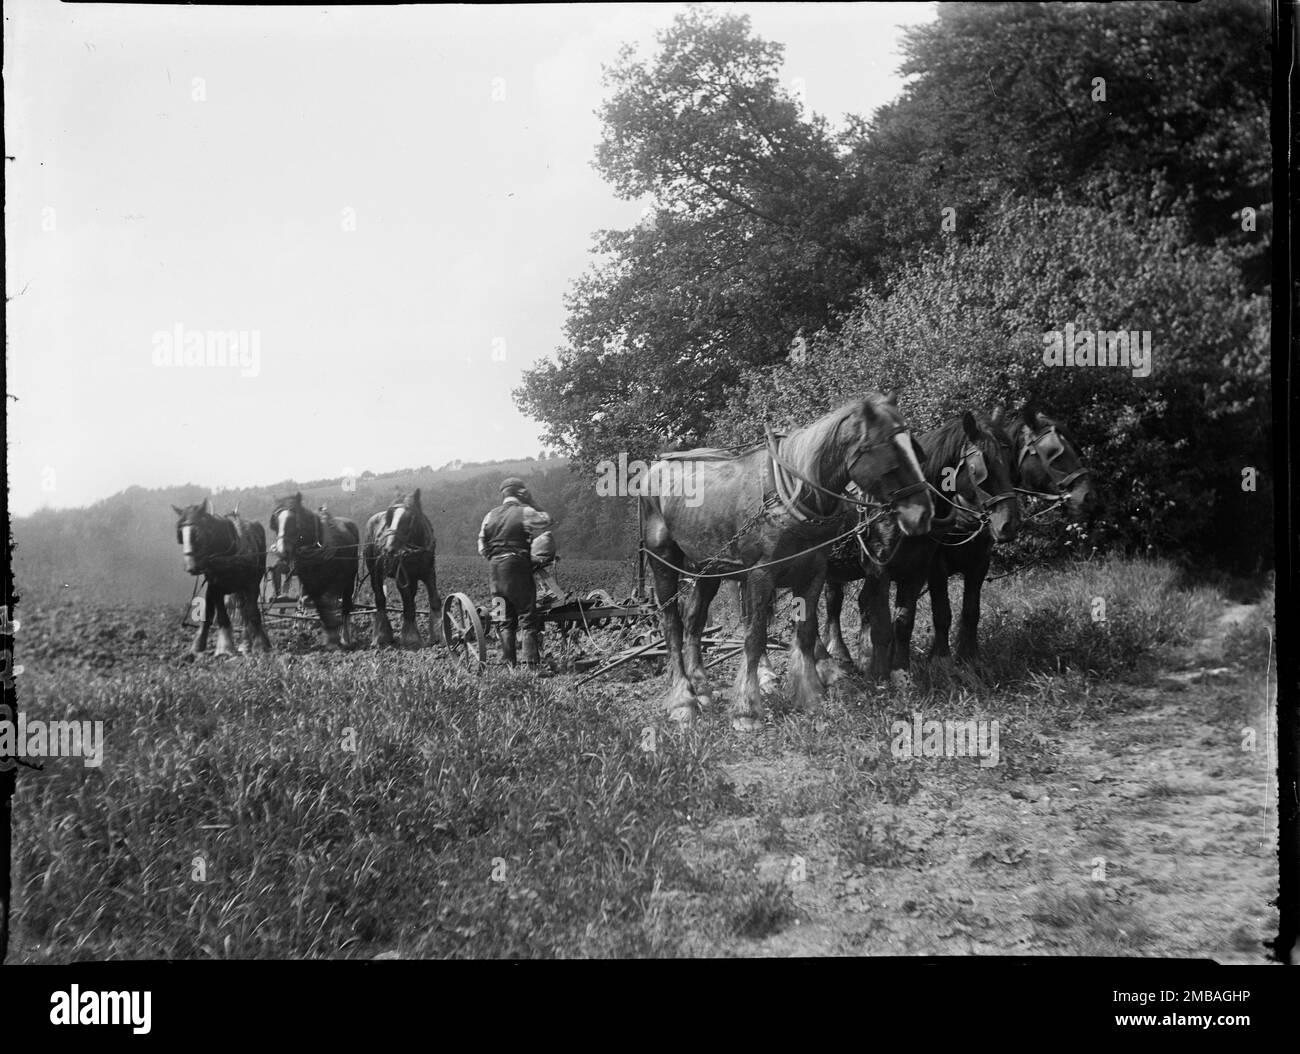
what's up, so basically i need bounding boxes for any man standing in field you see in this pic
[478,477,553,667]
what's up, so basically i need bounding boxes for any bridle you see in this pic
[272,503,325,564]
[378,501,431,559]
[957,443,1018,513]
[767,421,930,526]
[1017,425,1091,494]
[177,512,238,572]
[843,425,930,505]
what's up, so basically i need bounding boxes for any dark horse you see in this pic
[362,489,444,648]
[269,493,360,649]
[173,498,271,658]
[1001,404,1096,519]
[642,393,934,731]
[821,411,1022,676]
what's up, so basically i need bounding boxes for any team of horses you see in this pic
[641,394,1094,730]
[172,392,1094,733]
[173,489,441,658]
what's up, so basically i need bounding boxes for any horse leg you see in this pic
[860,573,893,680]
[339,568,356,649]
[399,574,421,648]
[313,580,342,649]
[891,575,922,674]
[787,569,829,710]
[928,556,953,663]
[369,558,395,648]
[650,552,697,724]
[822,579,853,663]
[424,561,444,644]
[730,571,775,732]
[244,586,272,652]
[212,589,238,657]
[189,582,217,658]
[681,574,721,707]
[955,559,990,664]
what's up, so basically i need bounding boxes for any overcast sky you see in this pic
[6,1,935,515]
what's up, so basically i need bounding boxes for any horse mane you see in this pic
[921,414,1013,488]
[779,398,877,480]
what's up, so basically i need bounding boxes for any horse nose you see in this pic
[898,501,932,537]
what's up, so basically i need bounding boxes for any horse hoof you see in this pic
[817,661,845,687]
[731,715,764,733]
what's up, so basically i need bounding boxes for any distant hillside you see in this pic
[13,456,641,608]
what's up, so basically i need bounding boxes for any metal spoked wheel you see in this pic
[441,593,486,672]
[583,589,616,630]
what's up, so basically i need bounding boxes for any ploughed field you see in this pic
[7,557,1278,960]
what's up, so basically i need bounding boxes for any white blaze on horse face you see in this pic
[274,510,289,557]
[390,508,405,538]
[181,526,195,555]
[895,432,924,483]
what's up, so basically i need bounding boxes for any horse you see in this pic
[1000,404,1097,518]
[821,411,1022,676]
[641,392,934,731]
[361,488,444,648]
[173,498,271,658]
[269,492,360,649]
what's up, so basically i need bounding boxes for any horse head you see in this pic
[379,489,424,557]
[842,391,933,537]
[172,498,231,575]
[952,410,1021,543]
[1003,403,1097,518]
[269,491,317,562]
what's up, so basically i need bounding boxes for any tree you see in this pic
[515,7,877,471]
[852,0,1271,286]
[712,196,1269,563]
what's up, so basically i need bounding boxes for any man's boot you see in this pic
[521,629,541,667]
[499,626,518,666]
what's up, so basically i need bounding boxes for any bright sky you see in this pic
[5,0,935,515]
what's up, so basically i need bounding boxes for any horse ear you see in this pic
[1019,402,1037,428]
[883,389,899,407]
[412,488,421,504]
[294,491,302,503]
[961,411,980,441]
[202,497,214,515]
[171,504,184,516]
[990,405,1005,425]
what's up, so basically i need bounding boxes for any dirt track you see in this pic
[619,600,1278,959]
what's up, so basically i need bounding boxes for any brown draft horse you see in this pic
[641,393,934,731]
[362,489,444,648]
[173,498,271,658]
[269,493,360,649]
[820,411,1022,676]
